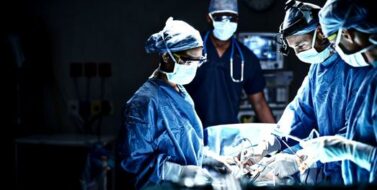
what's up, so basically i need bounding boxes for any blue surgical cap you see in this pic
[319,0,377,37]
[209,0,238,14]
[145,17,203,53]
[280,1,321,37]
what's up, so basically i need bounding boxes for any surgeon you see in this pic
[240,0,371,185]
[185,0,275,128]
[297,0,377,185]
[118,17,210,189]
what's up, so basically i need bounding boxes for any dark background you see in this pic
[2,0,326,189]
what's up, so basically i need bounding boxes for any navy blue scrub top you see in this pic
[185,33,266,128]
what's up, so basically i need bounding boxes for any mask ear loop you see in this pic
[208,13,213,22]
[311,28,318,50]
[209,13,217,27]
[158,32,178,74]
[369,35,377,45]
[334,28,343,50]
[312,27,335,55]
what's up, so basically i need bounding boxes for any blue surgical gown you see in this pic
[343,68,377,185]
[118,78,204,189]
[278,53,371,184]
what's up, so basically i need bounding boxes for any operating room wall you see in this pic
[4,0,326,135]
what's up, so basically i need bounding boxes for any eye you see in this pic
[297,44,305,49]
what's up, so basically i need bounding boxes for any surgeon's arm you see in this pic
[277,76,316,148]
[248,92,276,123]
[241,76,315,163]
[369,149,377,183]
[297,136,377,172]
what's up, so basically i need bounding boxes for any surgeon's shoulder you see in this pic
[340,58,373,77]
[122,80,159,115]
[307,63,319,76]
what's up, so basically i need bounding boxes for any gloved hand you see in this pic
[238,145,267,166]
[297,136,376,173]
[202,152,232,174]
[256,153,300,178]
[179,165,212,179]
[162,161,212,183]
[236,135,281,166]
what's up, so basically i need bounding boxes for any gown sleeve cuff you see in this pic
[162,161,182,182]
[369,147,377,171]
[369,147,377,182]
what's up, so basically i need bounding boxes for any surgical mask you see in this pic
[160,52,198,85]
[334,28,375,67]
[296,30,332,64]
[212,21,237,41]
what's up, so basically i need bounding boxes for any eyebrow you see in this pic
[295,41,309,48]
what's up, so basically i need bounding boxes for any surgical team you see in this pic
[118,0,377,189]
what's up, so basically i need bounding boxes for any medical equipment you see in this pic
[237,32,284,70]
[203,31,245,82]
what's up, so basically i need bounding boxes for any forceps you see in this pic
[271,128,320,144]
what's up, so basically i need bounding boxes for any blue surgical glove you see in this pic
[297,136,376,172]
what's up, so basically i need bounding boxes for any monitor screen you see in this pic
[237,32,283,70]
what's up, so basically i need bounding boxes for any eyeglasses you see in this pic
[174,53,207,67]
[210,13,238,23]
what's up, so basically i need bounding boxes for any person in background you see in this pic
[298,0,377,185]
[185,0,275,129]
[240,0,371,185]
[118,17,210,189]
